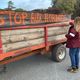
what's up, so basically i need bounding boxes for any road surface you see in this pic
[0,49,80,80]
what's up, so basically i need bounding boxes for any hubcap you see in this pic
[58,49,65,60]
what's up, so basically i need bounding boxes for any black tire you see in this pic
[51,44,66,62]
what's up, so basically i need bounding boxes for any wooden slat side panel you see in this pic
[2,34,65,52]
[1,26,69,44]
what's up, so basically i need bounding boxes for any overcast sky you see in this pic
[0,0,52,10]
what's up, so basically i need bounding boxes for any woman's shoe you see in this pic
[67,67,78,73]
[76,66,79,71]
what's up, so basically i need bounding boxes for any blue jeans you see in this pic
[69,48,79,68]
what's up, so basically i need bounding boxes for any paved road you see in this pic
[0,49,80,80]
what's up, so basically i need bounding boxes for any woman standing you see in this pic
[65,17,80,73]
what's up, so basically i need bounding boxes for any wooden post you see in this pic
[44,27,49,51]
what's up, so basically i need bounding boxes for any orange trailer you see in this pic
[0,10,70,72]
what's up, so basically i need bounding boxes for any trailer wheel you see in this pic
[51,44,66,62]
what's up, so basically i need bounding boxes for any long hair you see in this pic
[74,17,80,32]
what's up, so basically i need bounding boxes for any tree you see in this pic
[15,8,26,11]
[0,8,3,10]
[51,0,76,14]
[72,0,80,18]
[8,1,15,10]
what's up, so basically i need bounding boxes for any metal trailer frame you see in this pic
[0,22,69,65]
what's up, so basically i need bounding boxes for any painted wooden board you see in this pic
[1,26,69,44]
[2,34,65,52]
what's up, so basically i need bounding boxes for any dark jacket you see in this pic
[65,25,80,48]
